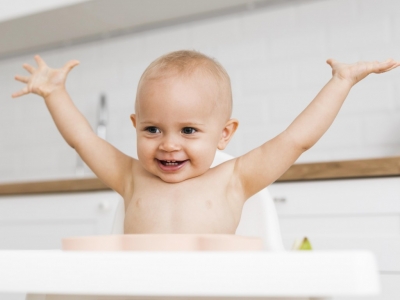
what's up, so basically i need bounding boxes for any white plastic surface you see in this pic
[0,250,380,298]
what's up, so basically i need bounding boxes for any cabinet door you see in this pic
[269,178,400,215]
[334,274,400,300]
[270,178,400,300]
[0,191,123,250]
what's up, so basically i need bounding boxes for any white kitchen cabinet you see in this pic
[0,191,123,250]
[0,0,264,59]
[270,178,400,215]
[0,190,123,300]
[269,177,400,300]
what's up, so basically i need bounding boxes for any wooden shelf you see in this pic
[0,178,108,196]
[278,156,400,182]
[1,156,399,195]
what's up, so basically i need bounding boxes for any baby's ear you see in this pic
[130,114,137,128]
[217,119,239,150]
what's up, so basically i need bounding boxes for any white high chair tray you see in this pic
[0,250,379,299]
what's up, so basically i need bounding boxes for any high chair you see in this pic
[12,151,379,299]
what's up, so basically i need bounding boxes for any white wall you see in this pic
[1,0,400,182]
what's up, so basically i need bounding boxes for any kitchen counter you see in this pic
[279,156,400,181]
[1,156,399,196]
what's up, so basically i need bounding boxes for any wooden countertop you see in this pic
[1,156,400,196]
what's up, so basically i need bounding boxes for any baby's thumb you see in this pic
[326,58,336,67]
[63,60,80,72]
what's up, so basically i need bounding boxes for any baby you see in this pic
[13,50,400,234]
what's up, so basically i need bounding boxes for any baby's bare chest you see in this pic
[124,176,243,234]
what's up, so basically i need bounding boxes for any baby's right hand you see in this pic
[12,55,79,98]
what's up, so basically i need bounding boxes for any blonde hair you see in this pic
[136,50,232,119]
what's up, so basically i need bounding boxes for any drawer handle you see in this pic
[98,200,111,211]
[273,197,286,203]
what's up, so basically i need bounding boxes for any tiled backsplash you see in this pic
[1,0,400,182]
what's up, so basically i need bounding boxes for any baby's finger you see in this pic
[376,59,400,73]
[62,60,80,73]
[365,60,389,73]
[326,58,338,67]
[382,64,400,73]
[386,60,400,69]
[14,75,29,84]
[23,63,35,74]
[34,55,47,68]
[11,87,29,98]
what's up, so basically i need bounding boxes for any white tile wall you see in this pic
[1,0,400,182]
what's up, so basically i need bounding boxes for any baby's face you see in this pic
[131,72,236,183]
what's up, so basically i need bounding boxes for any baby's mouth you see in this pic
[158,160,186,166]
[156,159,188,172]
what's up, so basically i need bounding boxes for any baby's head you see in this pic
[131,50,238,183]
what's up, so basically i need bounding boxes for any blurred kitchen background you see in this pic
[1,1,400,299]
[0,0,399,182]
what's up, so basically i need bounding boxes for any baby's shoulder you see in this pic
[205,157,238,182]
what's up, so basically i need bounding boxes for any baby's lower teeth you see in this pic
[166,162,178,166]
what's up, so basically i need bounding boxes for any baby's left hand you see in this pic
[326,58,400,86]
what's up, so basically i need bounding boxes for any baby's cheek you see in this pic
[190,143,215,167]
[137,141,154,164]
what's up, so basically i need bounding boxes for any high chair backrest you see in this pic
[211,151,286,251]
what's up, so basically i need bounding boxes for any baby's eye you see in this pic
[145,127,160,134]
[181,127,196,135]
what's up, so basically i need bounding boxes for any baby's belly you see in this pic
[124,201,238,234]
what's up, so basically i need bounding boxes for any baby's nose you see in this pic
[159,135,181,152]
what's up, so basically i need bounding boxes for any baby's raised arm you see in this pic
[234,58,400,199]
[13,55,134,198]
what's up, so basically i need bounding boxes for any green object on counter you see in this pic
[292,237,312,251]
[299,237,312,250]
